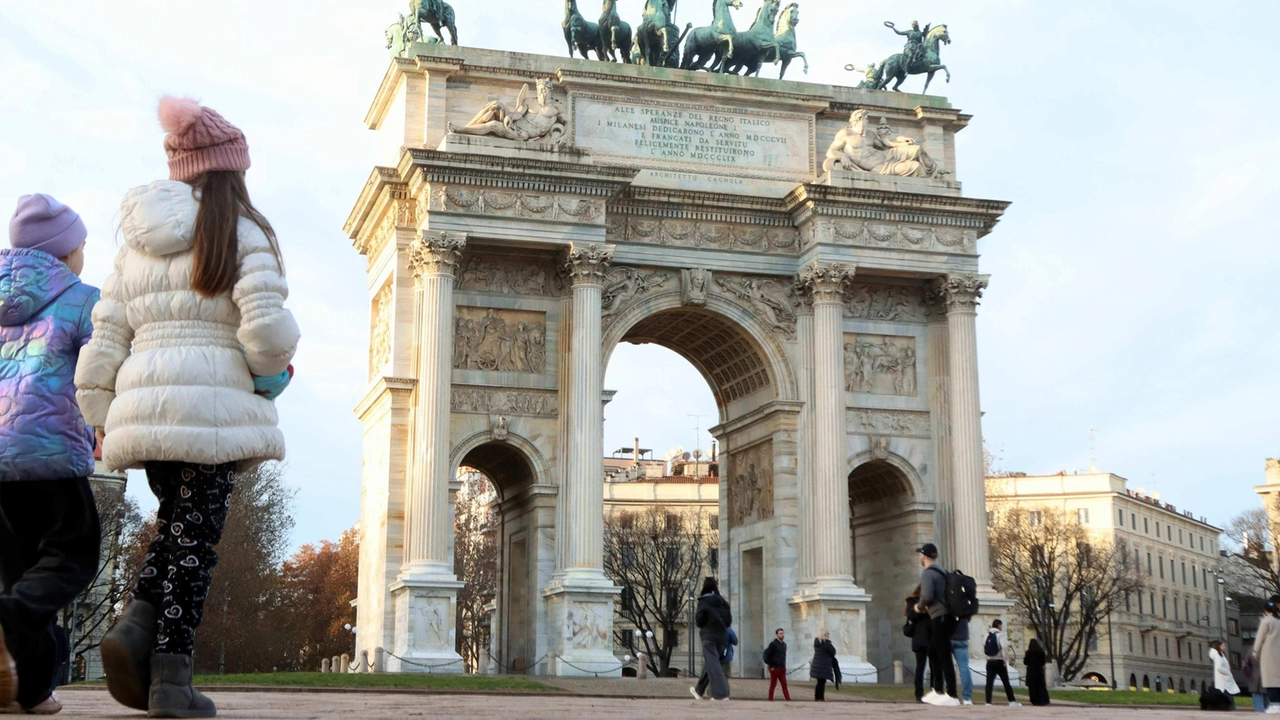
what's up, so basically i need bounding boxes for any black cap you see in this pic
[917,543,939,559]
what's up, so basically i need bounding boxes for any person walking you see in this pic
[982,619,1020,707]
[1023,638,1051,706]
[81,96,299,719]
[916,543,959,706]
[1207,639,1241,711]
[1252,596,1280,714]
[1245,654,1268,712]
[696,623,737,698]
[689,577,731,702]
[809,631,838,701]
[764,628,790,701]
[0,194,102,715]
[905,586,931,703]
[950,615,973,705]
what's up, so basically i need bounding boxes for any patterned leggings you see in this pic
[132,461,236,657]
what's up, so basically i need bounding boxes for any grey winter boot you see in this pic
[100,599,157,711]
[148,654,215,718]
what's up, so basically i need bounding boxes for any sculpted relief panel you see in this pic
[601,266,671,321]
[451,386,558,417]
[803,219,976,255]
[845,284,926,323]
[728,440,774,527]
[713,275,797,339]
[568,602,611,650]
[457,253,557,296]
[369,280,393,380]
[606,216,798,255]
[843,334,917,396]
[453,307,547,373]
[848,409,931,438]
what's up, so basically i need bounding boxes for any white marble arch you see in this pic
[451,428,557,676]
[845,450,929,504]
[600,288,799,412]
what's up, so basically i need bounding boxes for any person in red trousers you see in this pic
[764,628,791,701]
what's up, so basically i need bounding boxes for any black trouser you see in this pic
[913,649,928,700]
[0,477,100,708]
[985,659,1015,703]
[814,677,827,701]
[132,462,235,658]
[927,615,957,697]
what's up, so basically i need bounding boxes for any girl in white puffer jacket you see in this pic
[76,96,299,719]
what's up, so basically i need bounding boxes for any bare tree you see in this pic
[1223,501,1280,602]
[60,484,144,676]
[454,471,497,673]
[603,507,717,677]
[988,504,1144,682]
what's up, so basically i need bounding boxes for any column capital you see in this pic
[408,231,466,278]
[932,273,990,313]
[795,259,856,305]
[562,242,615,286]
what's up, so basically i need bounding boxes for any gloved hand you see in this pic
[253,365,294,400]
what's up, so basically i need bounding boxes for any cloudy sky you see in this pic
[2,1,1275,547]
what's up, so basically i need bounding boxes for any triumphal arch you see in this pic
[346,43,1010,677]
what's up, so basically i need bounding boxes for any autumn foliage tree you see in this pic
[988,504,1144,681]
[280,529,360,671]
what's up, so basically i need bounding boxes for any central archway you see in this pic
[602,296,797,680]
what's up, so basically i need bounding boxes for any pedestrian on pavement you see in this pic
[696,624,737,698]
[950,614,973,705]
[981,619,1020,706]
[1023,638,1051,706]
[1212,639,1241,696]
[1245,654,1267,712]
[1254,595,1280,713]
[690,577,731,702]
[809,630,838,701]
[904,586,931,703]
[763,628,790,701]
[85,96,299,719]
[0,193,102,715]
[916,543,959,706]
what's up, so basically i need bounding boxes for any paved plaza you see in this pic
[55,687,1204,719]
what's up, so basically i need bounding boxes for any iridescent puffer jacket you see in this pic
[0,248,99,482]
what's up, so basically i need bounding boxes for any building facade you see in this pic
[987,473,1223,693]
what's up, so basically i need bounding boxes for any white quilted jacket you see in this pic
[75,180,300,471]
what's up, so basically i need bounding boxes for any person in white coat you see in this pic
[77,96,299,719]
[1212,640,1241,696]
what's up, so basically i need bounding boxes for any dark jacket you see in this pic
[764,638,787,669]
[905,598,931,653]
[920,564,949,619]
[695,592,732,646]
[809,638,837,681]
[952,616,970,643]
[1024,645,1050,706]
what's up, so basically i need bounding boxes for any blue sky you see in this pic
[2,1,1276,546]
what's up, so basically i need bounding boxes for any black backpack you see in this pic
[945,569,979,618]
[983,631,1001,657]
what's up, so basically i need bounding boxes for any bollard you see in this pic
[373,646,386,673]
[332,655,341,675]
[321,658,331,673]
[357,650,370,674]
[636,653,648,679]
[478,653,489,676]
[340,653,351,674]
[893,660,903,685]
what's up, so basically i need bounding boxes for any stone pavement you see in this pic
[55,687,1202,719]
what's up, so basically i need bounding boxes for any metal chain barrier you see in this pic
[383,651,466,672]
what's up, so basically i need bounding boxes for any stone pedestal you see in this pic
[788,587,877,683]
[388,577,466,673]
[543,586,622,677]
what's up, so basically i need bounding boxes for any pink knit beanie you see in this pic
[158,96,250,183]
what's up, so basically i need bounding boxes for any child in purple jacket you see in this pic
[0,194,102,714]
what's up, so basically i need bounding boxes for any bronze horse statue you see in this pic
[716,0,779,75]
[411,0,458,45]
[876,24,951,94]
[599,0,633,63]
[681,0,742,72]
[638,0,691,67]
[563,0,606,60]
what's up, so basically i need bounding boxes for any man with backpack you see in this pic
[916,543,960,706]
[983,619,1021,706]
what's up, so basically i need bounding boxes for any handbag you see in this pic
[903,620,915,638]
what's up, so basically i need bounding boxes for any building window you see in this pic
[1151,592,1156,615]
[1147,553,1153,575]
[1179,528,1184,544]
[1141,635,1147,654]
[621,628,635,649]
[1165,637,1170,658]
[1182,562,1187,585]
[1201,537,1205,551]
[1125,592,1131,612]
[1177,640,1182,659]
[665,628,680,648]
[1174,601,1179,621]
[1196,600,1202,624]
[1168,526,1173,541]
[1138,593,1144,615]
[1088,632,1099,652]
[1132,512,1137,529]
[1077,508,1090,524]
[1128,633,1134,652]
[709,548,719,573]
[1203,569,1208,588]
[1156,521,1160,537]
[1185,599,1190,621]
[1193,565,1198,588]
[1028,510,1044,527]
[1229,619,1240,636]
[1159,556,1164,579]
[1233,651,1243,667]
[621,587,636,613]
[1118,508,1125,526]
[708,515,719,531]
[1162,596,1168,618]
[1145,518,1150,533]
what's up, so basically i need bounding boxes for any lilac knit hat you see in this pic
[158,96,251,183]
[9,193,87,258]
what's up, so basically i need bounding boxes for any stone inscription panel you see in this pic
[571,94,813,179]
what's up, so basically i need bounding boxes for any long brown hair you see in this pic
[190,171,282,297]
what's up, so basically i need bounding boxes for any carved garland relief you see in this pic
[847,409,932,438]
[606,217,798,254]
[453,307,547,373]
[427,186,604,224]
[451,386,559,417]
[843,333,917,396]
[802,218,976,255]
[728,440,774,527]
[368,280,394,380]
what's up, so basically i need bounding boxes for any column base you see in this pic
[543,577,621,677]
[968,588,1021,687]
[388,575,466,674]
[789,579,878,684]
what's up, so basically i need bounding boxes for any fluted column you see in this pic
[793,297,816,585]
[796,260,857,585]
[936,273,992,587]
[561,242,615,582]
[401,231,466,579]
[923,289,954,567]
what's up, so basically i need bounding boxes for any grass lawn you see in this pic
[191,672,560,693]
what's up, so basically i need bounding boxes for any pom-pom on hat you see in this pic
[158,95,250,183]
